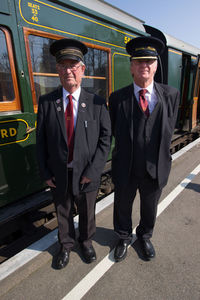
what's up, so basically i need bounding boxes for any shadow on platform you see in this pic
[184,182,200,193]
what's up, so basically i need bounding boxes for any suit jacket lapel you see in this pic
[121,84,134,141]
[77,88,90,120]
[74,88,91,149]
[76,89,90,126]
[154,82,166,139]
[53,87,68,144]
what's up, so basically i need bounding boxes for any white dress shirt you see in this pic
[133,81,158,114]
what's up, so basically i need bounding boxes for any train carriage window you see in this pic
[0,28,20,112]
[28,35,59,101]
[83,47,109,99]
[0,31,14,101]
[25,30,110,110]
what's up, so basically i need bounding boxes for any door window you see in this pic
[0,28,20,112]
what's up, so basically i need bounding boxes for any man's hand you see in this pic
[80,176,91,184]
[46,177,56,188]
[80,176,91,191]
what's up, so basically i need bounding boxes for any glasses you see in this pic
[57,63,81,71]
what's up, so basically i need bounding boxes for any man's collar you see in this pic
[63,86,81,101]
[133,81,154,94]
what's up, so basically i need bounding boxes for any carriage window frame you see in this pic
[0,27,21,112]
[23,28,111,113]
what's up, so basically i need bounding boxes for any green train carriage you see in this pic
[0,0,200,211]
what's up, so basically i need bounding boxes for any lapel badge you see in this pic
[81,102,86,108]
[56,99,61,104]
[57,107,61,112]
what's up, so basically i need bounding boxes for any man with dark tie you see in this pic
[36,38,111,269]
[109,36,179,262]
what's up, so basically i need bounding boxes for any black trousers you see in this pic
[114,175,162,241]
[53,171,97,250]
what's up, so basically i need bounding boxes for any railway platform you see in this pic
[0,139,200,300]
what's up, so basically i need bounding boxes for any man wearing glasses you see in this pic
[109,36,179,262]
[36,38,111,269]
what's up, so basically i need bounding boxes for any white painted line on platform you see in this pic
[62,162,200,300]
[0,138,200,283]
[0,193,114,282]
[172,137,200,161]
[0,229,58,282]
[157,163,200,216]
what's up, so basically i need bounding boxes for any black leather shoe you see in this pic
[80,244,97,263]
[114,239,130,262]
[56,249,70,269]
[139,239,155,260]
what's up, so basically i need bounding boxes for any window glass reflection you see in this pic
[0,30,15,102]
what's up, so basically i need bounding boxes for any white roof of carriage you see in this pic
[69,0,145,32]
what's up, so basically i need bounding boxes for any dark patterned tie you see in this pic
[139,89,150,117]
[65,94,74,163]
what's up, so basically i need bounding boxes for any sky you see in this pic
[104,0,200,49]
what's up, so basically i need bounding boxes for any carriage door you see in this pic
[192,55,200,129]
[179,54,192,131]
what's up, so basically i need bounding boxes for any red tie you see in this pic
[139,89,150,117]
[65,94,74,163]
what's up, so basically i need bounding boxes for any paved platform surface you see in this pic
[0,140,200,300]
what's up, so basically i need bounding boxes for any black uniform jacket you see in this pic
[36,87,111,196]
[109,82,180,189]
